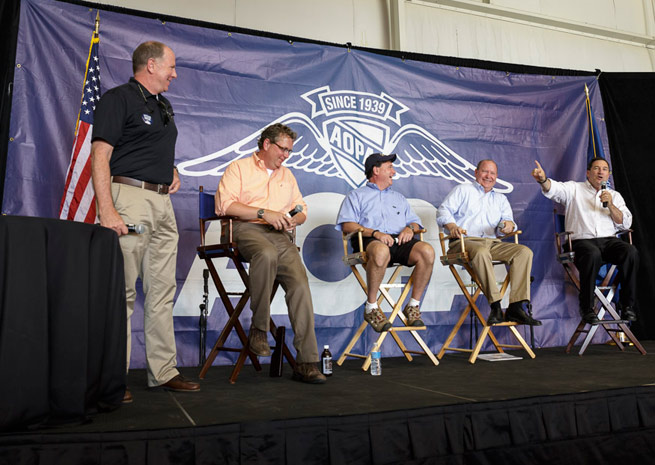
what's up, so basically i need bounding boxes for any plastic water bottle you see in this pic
[321,345,333,376]
[370,344,381,376]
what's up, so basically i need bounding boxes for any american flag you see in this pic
[59,16,101,223]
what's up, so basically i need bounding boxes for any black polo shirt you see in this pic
[92,77,177,185]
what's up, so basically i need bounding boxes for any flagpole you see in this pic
[584,83,598,160]
[73,11,100,137]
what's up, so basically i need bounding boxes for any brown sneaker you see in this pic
[403,304,424,326]
[292,362,327,384]
[364,307,392,332]
[249,326,271,356]
[122,388,133,404]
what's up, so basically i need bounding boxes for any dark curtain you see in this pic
[0,386,653,464]
[0,215,127,431]
[600,73,655,339]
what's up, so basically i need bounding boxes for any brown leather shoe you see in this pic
[292,362,327,384]
[249,326,272,357]
[122,388,133,404]
[160,374,200,392]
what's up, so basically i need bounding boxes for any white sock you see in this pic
[408,298,420,308]
[365,301,378,313]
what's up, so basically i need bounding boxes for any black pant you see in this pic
[353,235,421,267]
[569,237,639,310]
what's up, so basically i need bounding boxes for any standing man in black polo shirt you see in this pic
[91,41,199,401]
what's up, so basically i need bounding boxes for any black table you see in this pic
[0,215,127,430]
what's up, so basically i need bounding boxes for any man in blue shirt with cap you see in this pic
[336,153,435,332]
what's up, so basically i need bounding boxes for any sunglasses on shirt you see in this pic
[137,84,174,126]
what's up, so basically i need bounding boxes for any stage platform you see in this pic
[2,342,655,464]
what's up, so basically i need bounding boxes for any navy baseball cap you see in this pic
[364,153,397,177]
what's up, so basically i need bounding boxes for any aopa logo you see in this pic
[178,85,513,192]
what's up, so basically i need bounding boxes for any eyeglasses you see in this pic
[271,141,293,155]
[137,84,174,127]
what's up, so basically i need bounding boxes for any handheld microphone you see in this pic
[600,181,607,208]
[287,205,303,217]
[126,223,146,234]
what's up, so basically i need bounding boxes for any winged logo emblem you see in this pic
[177,86,513,192]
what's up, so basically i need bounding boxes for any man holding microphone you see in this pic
[532,158,639,324]
[216,123,325,384]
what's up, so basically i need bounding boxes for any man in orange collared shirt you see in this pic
[216,123,325,384]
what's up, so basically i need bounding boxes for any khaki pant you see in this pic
[112,183,179,387]
[448,237,532,304]
[232,222,319,363]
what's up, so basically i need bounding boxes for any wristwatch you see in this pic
[257,209,265,219]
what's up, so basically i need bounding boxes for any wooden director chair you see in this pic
[196,186,297,383]
[437,231,536,364]
[336,228,439,371]
[553,211,646,355]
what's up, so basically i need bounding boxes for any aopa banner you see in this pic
[4,0,609,367]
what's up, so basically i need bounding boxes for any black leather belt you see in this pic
[112,176,169,194]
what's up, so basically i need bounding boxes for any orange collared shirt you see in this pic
[217,153,307,222]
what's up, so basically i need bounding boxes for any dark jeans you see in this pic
[569,237,639,310]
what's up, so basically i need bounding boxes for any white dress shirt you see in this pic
[543,179,632,240]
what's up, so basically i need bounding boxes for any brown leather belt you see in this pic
[112,176,169,194]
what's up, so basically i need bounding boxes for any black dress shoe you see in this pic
[505,300,542,326]
[622,306,637,322]
[486,301,504,325]
[580,309,600,325]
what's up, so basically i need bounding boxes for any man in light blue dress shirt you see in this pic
[437,159,541,326]
[336,154,435,332]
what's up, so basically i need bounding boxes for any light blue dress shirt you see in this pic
[336,182,422,233]
[436,182,515,238]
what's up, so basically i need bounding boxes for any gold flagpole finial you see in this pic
[94,11,99,35]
